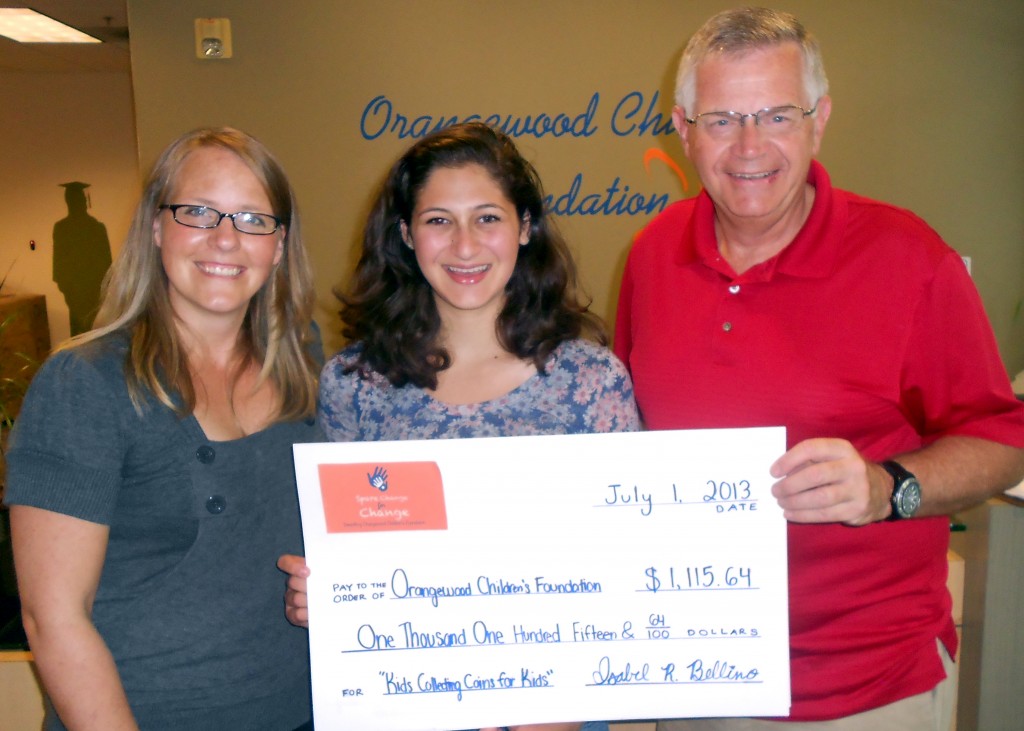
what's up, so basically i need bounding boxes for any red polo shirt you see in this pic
[615,160,1024,720]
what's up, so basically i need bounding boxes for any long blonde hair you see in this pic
[68,127,318,421]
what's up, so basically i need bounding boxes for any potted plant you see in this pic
[0,313,37,490]
[0,265,48,493]
[0,260,48,651]
[0,303,39,651]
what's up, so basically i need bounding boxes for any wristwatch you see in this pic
[882,460,922,521]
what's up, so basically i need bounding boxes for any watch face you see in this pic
[896,479,922,518]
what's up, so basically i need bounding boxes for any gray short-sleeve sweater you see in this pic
[5,333,319,730]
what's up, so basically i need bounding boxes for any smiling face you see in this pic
[402,163,530,326]
[674,42,831,239]
[154,146,284,332]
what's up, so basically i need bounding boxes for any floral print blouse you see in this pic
[318,339,640,441]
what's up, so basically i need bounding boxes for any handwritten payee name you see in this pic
[390,568,601,607]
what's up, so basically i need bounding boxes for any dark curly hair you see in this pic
[339,121,606,388]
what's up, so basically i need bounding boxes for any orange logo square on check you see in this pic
[318,462,448,533]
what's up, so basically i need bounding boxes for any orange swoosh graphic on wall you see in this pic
[643,148,689,193]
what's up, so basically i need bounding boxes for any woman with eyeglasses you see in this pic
[5,127,320,730]
[279,122,640,731]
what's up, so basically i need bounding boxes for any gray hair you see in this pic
[675,6,829,112]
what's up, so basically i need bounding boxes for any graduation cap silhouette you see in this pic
[60,181,91,208]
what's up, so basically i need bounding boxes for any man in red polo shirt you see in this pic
[615,7,1024,730]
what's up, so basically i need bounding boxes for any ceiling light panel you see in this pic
[0,8,101,43]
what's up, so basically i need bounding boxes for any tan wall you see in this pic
[0,71,139,348]
[126,0,1024,371]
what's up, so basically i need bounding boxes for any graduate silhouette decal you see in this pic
[52,181,113,335]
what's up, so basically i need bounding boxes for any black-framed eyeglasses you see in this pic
[159,204,282,235]
[685,103,818,138]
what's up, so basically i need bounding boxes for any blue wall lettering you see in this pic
[544,173,670,217]
[360,93,600,141]
[611,91,677,137]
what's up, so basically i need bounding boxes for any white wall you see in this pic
[0,71,139,347]
[127,0,1024,371]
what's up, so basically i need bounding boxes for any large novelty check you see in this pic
[293,427,790,730]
